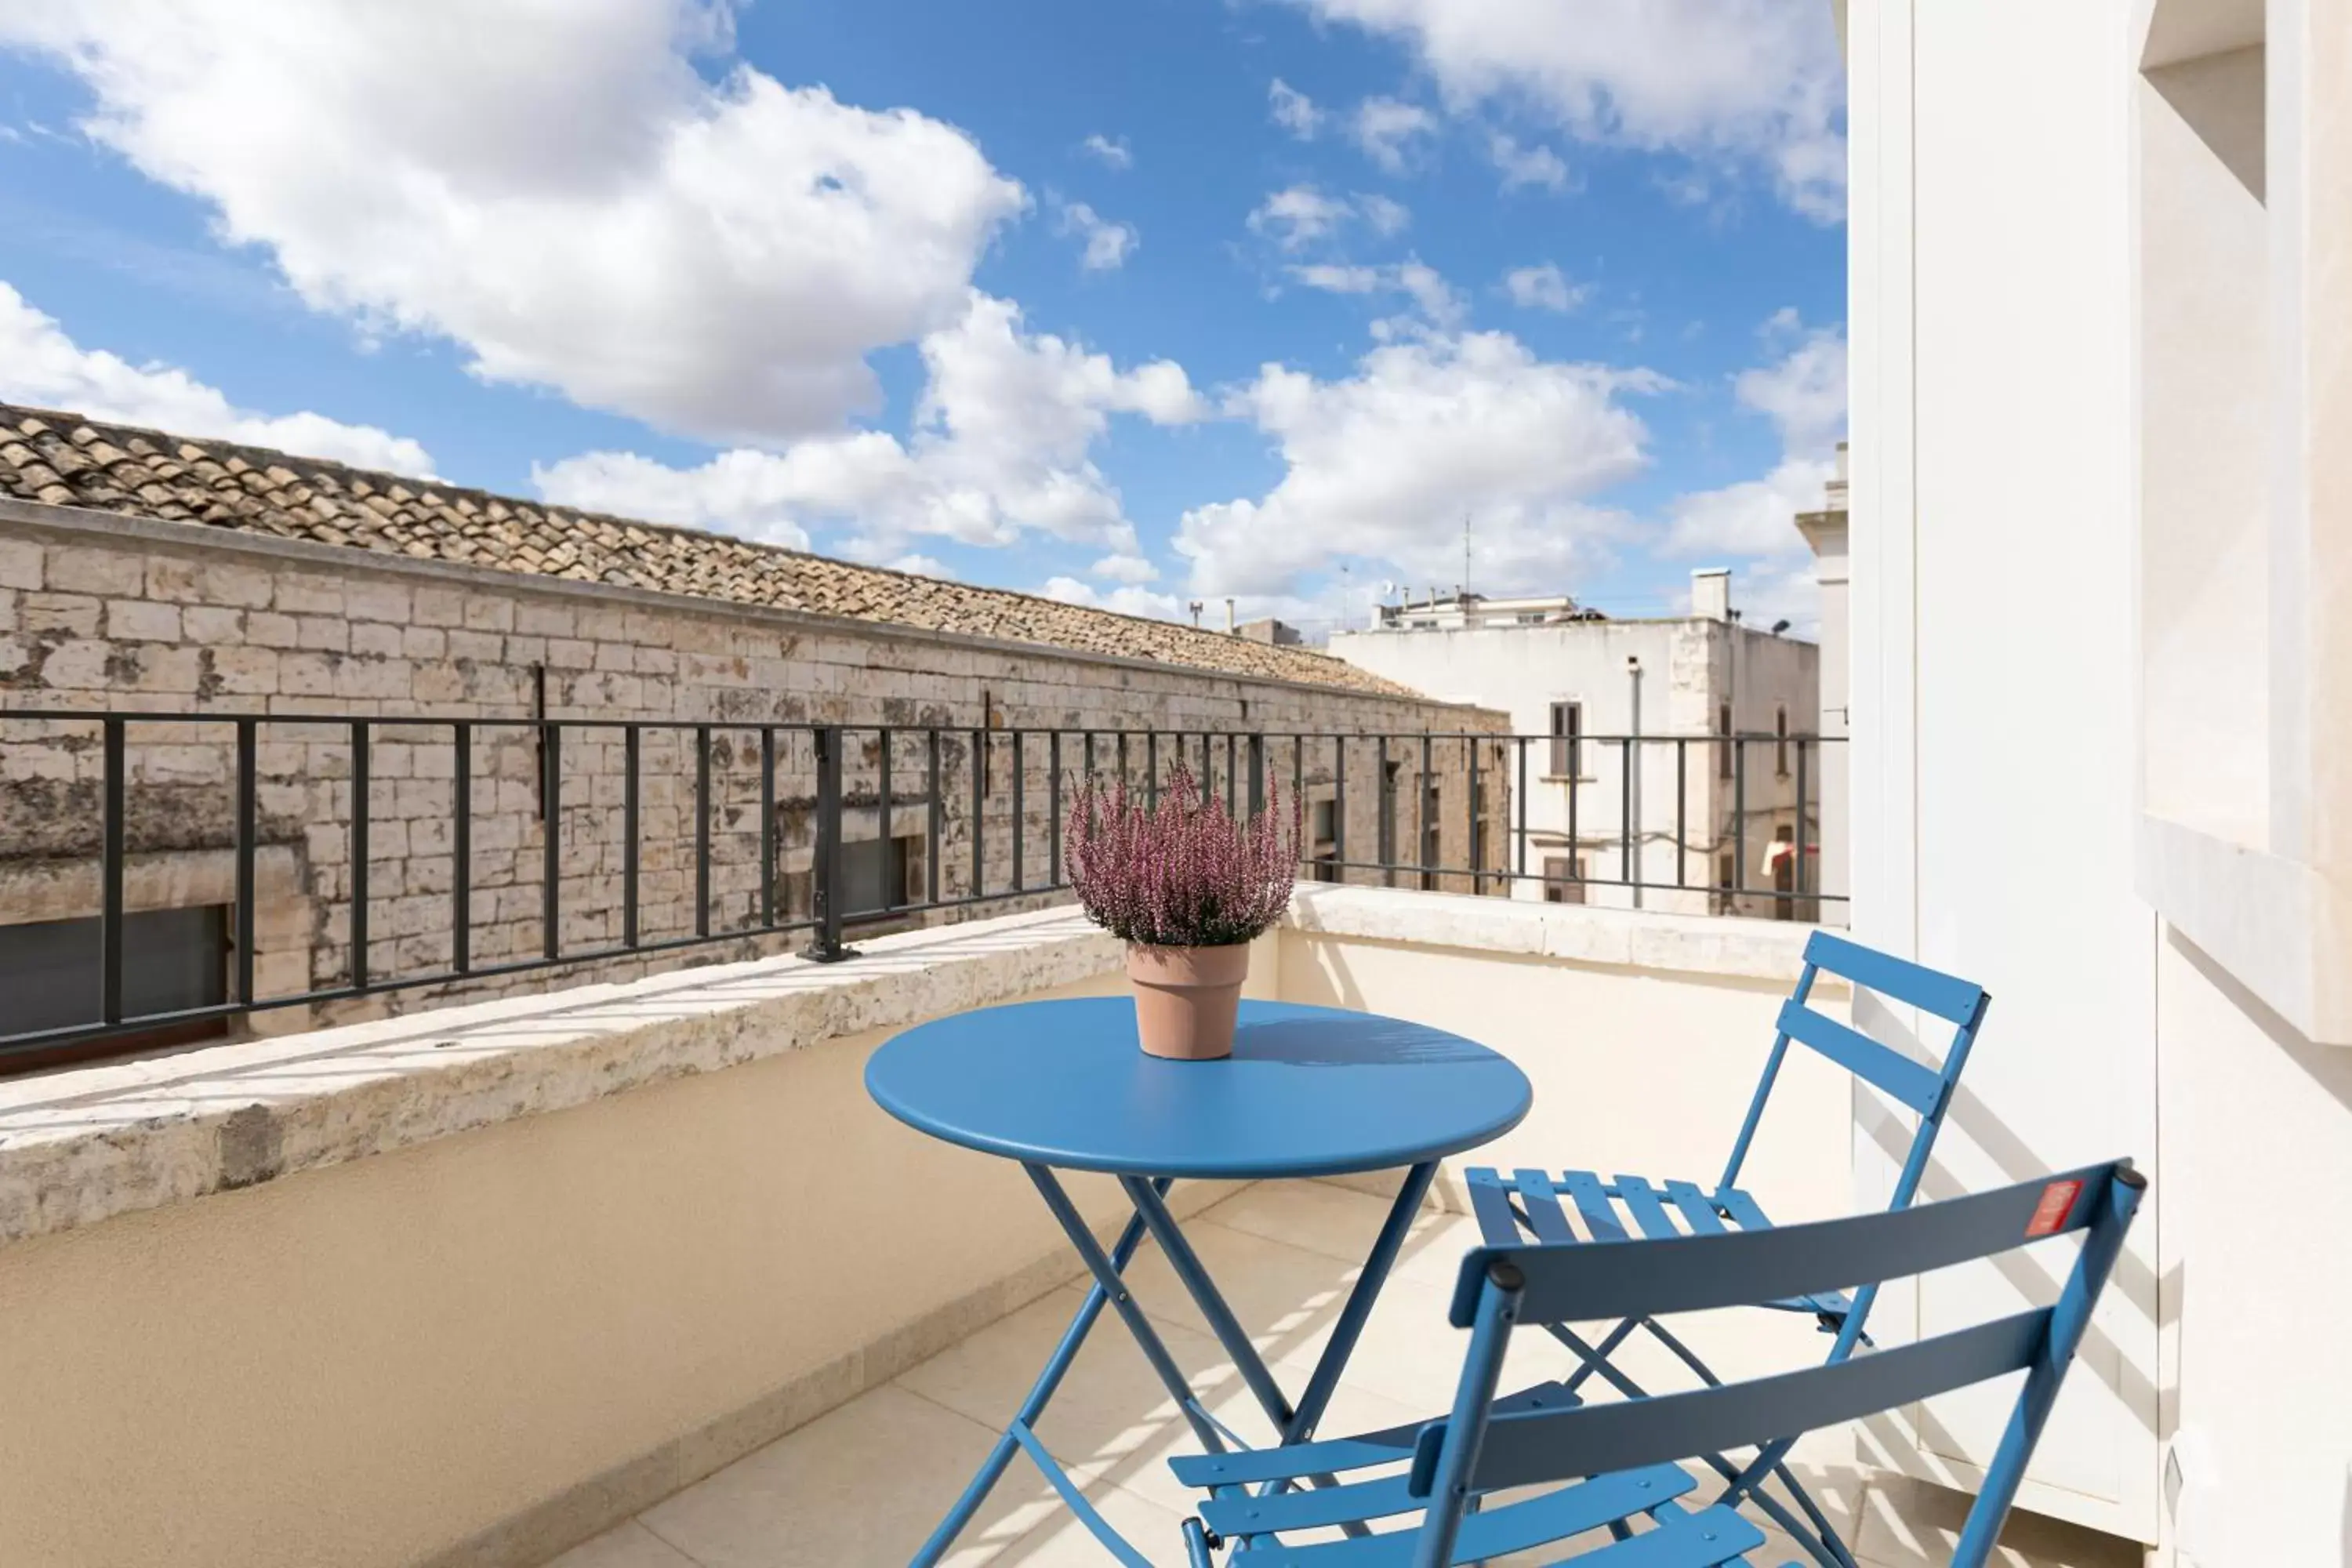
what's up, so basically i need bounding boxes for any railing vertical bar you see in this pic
[1146,731,1159,812]
[1620,736,1633,891]
[927,728,942,906]
[1117,730,1129,789]
[879,728,896,912]
[1011,729,1025,892]
[100,716,125,1025]
[541,720,561,960]
[454,720,474,974]
[1515,736,1528,883]
[803,726,849,961]
[1247,733,1264,820]
[1468,735,1481,896]
[1292,733,1304,834]
[695,724,712,938]
[1568,738,1580,888]
[1675,737,1688,890]
[971,728,985,898]
[1333,734,1347,884]
[761,726,779,927]
[350,720,370,991]
[1418,731,1432,890]
[1048,731,1062,887]
[620,725,637,949]
[1733,735,1748,907]
[1377,735,1392,887]
[234,717,257,1005]
[1226,732,1238,811]
[1795,737,1810,910]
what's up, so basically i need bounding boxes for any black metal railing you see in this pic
[0,710,1841,1058]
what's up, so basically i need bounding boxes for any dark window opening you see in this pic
[1719,702,1734,779]
[842,835,918,916]
[1775,706,1791,776]
[1548,700,1583,777]
[1543,855,1585,904]
[1,905,230,1071]
[1420,781,1442,891]
[1309,798,1339,883]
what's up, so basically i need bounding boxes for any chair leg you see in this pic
[1183,1518,1218,1567]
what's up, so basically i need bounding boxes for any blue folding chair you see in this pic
[1172,1159,2143,1566]
[1458,930,1991,1567]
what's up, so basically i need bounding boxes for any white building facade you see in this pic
[1330,573,1824,918]
[1849,0,2349,1561]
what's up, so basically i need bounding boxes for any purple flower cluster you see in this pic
[1065,763,1300,948]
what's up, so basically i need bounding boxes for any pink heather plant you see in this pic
[1066,762,1300,948]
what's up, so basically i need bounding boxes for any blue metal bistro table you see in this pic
[866,997,1533,1567]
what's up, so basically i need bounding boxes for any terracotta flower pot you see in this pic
[1126,942,1250,1060]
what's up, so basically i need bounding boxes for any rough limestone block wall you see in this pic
[0,514,1509,1033]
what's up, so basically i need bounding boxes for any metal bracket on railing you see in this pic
[801,724,859,964]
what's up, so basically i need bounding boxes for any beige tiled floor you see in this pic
[547,1182,2142,1568]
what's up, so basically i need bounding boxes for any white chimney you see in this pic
[1691,568,1733,622]
[1225,597,1236,633]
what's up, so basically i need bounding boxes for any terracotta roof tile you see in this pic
[0,404,1422,698]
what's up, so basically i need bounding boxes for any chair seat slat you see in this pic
[1663,1180,1728,1236]
[1613,1174,1684,1240]
[1561,1169,1628,1241]
[1465,1167,1524,1245]
[1512,1168,1580,1243]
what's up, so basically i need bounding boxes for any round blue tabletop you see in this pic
[866,998,1532,1180]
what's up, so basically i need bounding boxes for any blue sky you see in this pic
[0,0,1846,636]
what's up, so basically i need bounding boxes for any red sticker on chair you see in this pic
[2024,1179,2082,1239]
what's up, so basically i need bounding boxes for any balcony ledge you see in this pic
[0,890,1828,1250]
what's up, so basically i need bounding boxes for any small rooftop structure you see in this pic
[1369,590,1606,633]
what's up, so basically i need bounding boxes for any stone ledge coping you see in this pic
[1285,883,1833,984]
[0,906,1122,1248]
[0,890,1834,1249]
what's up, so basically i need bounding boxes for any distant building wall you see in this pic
[1327,608,1820,916]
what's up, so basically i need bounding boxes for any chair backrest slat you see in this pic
[1449,1160,2122,1327]
[1804,929,1987,1024]
[1776,998,1946,1116]
[1414,1309,2049,1495]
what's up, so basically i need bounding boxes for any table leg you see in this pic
[1120,1163,1439,1541]
[907,1176,1176,1568]
[1120,1161,1438,1447]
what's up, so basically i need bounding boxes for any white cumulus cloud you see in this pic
[1269,78,1325,139]
[1279,0,1846,220]
[0,0,1028,445]
[0,280,435,474]
[1489,132,1570,193]
[1176,330,1661,598]
[1247,186,1411,252]
[534,291,1204,561]
[1079,132,1131,169]
[1501,263,1587,314]
[1350,96,1438,174]
[1052,198,1139,272]
[1291,259,1464,328]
